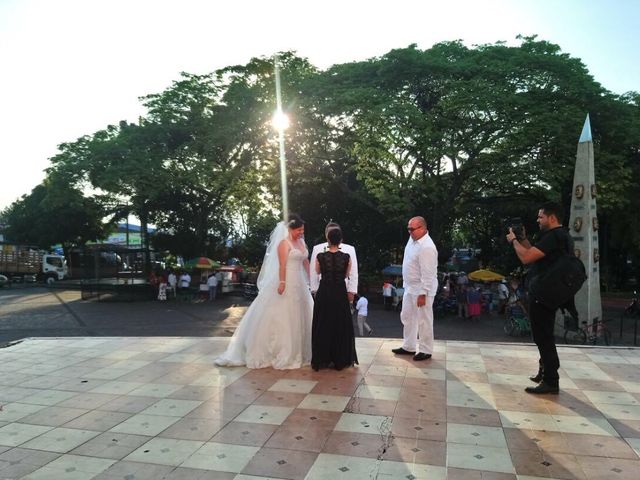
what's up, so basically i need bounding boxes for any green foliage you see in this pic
[2,177,111,258]
[14,38,638,288]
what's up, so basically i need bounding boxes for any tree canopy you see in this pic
[5,37,638,287]
[1,176,111,259]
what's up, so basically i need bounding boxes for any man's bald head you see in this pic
[410,216,427,229]
[325,222,341,238]
[407,216,428,241]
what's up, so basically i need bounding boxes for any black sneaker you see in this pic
[413,352,432,361]
[391,347,415,355]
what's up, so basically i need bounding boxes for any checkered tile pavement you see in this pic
[1,337,640,479]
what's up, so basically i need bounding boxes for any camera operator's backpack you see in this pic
[528,229,587,310]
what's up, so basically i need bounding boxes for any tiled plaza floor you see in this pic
[1,337,640,479]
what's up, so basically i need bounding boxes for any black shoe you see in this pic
[525,382,559,394]
[529,371,543,383]
[392,347,415,355]
[413,352,432,361]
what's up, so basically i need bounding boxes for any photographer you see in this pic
[506,202,572,394]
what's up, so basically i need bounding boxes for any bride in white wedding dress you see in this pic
[215,215,313,369]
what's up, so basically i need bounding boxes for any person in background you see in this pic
[157,271,168,301]
[481,283,494,314]
[441,273,451,298]
[466,283,482,319]
[456,283,468,319]
[179,271,191,299]
[506,277,527,318]
[383,281,393,310]
[354,293,373,336]
[149,270,160,298]
[167,270,177,298]
[207,273,218,301]
[497,280,510,314]
[456,271,468,289]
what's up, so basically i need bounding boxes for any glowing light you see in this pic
[272,110,290,131]
[274,54,289,223]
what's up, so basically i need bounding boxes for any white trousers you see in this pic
[356,315,372,336]
[400,292,434,354]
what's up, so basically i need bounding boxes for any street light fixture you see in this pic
[273,54,289,224]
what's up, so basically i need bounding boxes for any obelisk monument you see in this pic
[568,114,602,326]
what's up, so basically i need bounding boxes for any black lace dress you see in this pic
[311,251,358,370]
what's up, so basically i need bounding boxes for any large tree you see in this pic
[298,38,637,279]
[34,39,639,287]
[1,177,110,259]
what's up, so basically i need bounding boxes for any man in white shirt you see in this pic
[207,273,218,301]
[382,282,393,310]
[167,271,177,298]
[309,222,358,302]
[355,294,373,336]
[497,280,509,314]
[179,272,191,292]
[392,216,438,361]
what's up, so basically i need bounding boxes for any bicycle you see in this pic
[563,316,612,346]
[503,305,531,337]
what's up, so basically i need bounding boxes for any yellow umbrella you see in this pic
[468,269,505,282]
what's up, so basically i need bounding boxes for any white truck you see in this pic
[0,244,68,284]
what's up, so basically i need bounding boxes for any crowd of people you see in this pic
[435,271,525,322]
[149,268,222,302]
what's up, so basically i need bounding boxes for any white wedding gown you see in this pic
[215,245,313,369]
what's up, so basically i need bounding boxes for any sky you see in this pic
[0,0,638,211]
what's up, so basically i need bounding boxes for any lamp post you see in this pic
[273,54,289,224]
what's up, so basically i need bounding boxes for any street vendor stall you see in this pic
[184,257,220,281]
[216,264,244,294]
[184,257,220,298]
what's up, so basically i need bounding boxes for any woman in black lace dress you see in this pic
[311,228,358,371]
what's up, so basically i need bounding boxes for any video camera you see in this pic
[506,217,525,240]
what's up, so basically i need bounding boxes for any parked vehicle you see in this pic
[0,273,8,287]
[0,244,68,284]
